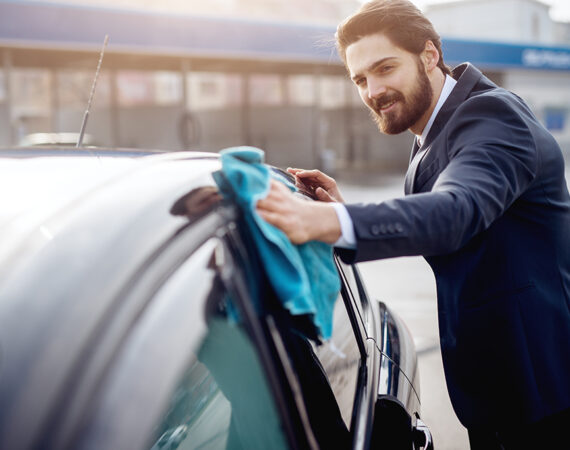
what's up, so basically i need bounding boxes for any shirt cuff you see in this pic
[331,203,356,249]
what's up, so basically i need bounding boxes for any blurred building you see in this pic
[425,0,570,156]
[29,0,363,25]
[426,0,570,45]
[0,0,569,169]
[0,0,405,172]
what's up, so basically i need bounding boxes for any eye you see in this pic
[354,77,367,87]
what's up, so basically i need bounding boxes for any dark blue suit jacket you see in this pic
[339,63,570,429]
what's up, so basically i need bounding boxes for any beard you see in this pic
[369,58,433,135]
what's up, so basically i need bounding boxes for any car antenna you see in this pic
[76,34,109,148]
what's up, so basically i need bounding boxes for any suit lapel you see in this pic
[406,138,429,194]
[404,63,485,194]
[405,137,421,194]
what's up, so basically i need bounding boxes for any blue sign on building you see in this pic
[443,38,570,71]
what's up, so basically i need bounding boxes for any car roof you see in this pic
[0,148,220,276]
[0,147,228,304]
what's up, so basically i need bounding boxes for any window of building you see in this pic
[57,70,111,108]
[11,69,51,116]
[117,70,181,106]
[186,72,243,110]
[287,75,316,106]
[154,71,183,105]
[117,71,154,106]
[249,74,284,106]
[319,76,347,110]
[10,69,52,137]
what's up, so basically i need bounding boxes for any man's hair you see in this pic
[336,0,451,75]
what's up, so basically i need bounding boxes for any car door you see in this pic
[260,252,383,450]
[45,207,301,450]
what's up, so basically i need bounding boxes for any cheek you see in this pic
[397,74,417,96]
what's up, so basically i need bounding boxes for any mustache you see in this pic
[371,92,404,112]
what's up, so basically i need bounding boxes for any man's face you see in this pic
[346,33,433,135]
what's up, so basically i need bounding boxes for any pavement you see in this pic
[357,256,470,450]
[338,177,471,450]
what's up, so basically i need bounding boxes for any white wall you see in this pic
[426,0,556,44]
[425,0,570,155]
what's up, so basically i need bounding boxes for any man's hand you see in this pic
[256,180,342,245]
[287,168,345,203]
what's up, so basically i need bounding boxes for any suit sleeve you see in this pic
[338,94,539,263]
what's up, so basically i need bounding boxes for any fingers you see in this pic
[256,180,290,211]
[297,171,337,192]
[287,168,310,190]
[266,179,290,198]
[256,207,279,227]
[255,179,341,244]
[256,181,307,243]
[314,187,335,203]
[285,169,344,203]
[287,167,329,182]
[294,169,328,181]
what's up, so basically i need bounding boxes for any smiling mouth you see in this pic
[376,99,398,113]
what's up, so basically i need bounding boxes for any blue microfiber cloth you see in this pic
[213,146,341,340]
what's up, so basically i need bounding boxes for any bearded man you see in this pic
[256,1,570,449]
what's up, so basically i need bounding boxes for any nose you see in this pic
[367,76,387,100]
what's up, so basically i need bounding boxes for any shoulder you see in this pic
[459,86,527,118]
[447,88,534,143]
[441,87,539,170]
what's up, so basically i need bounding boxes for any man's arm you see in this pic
[259,94,538,262]
[341,94,539,262]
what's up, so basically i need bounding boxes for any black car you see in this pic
[0,148,432,450]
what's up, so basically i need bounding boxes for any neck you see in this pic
[410,68,446,136]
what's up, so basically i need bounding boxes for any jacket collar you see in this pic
[411,63,484,159]
[405,63,492,194]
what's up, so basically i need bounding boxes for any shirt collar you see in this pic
[417,74,457,147]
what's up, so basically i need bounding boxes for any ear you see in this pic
[421,40,440,72]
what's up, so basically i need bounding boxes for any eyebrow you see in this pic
[351,57,398,82]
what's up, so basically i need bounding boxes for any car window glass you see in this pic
[336,257,368,335]
[310,292,361,429]
[148,272,288,450]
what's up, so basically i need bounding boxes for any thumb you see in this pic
[315,187,335,203]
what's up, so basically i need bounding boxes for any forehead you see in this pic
[345,33,412,76]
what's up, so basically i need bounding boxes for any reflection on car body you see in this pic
[0,148,433,449]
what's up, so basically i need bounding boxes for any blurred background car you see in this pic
[17,132,98,148]
[0,147,432,450]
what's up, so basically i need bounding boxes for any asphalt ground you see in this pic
[338,178,470,450]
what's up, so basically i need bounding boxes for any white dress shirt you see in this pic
[333,74,457,249]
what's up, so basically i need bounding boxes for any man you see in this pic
[256,0,570,448]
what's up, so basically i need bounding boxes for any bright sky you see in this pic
[411,0,570,22]
[28,0,570,23]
